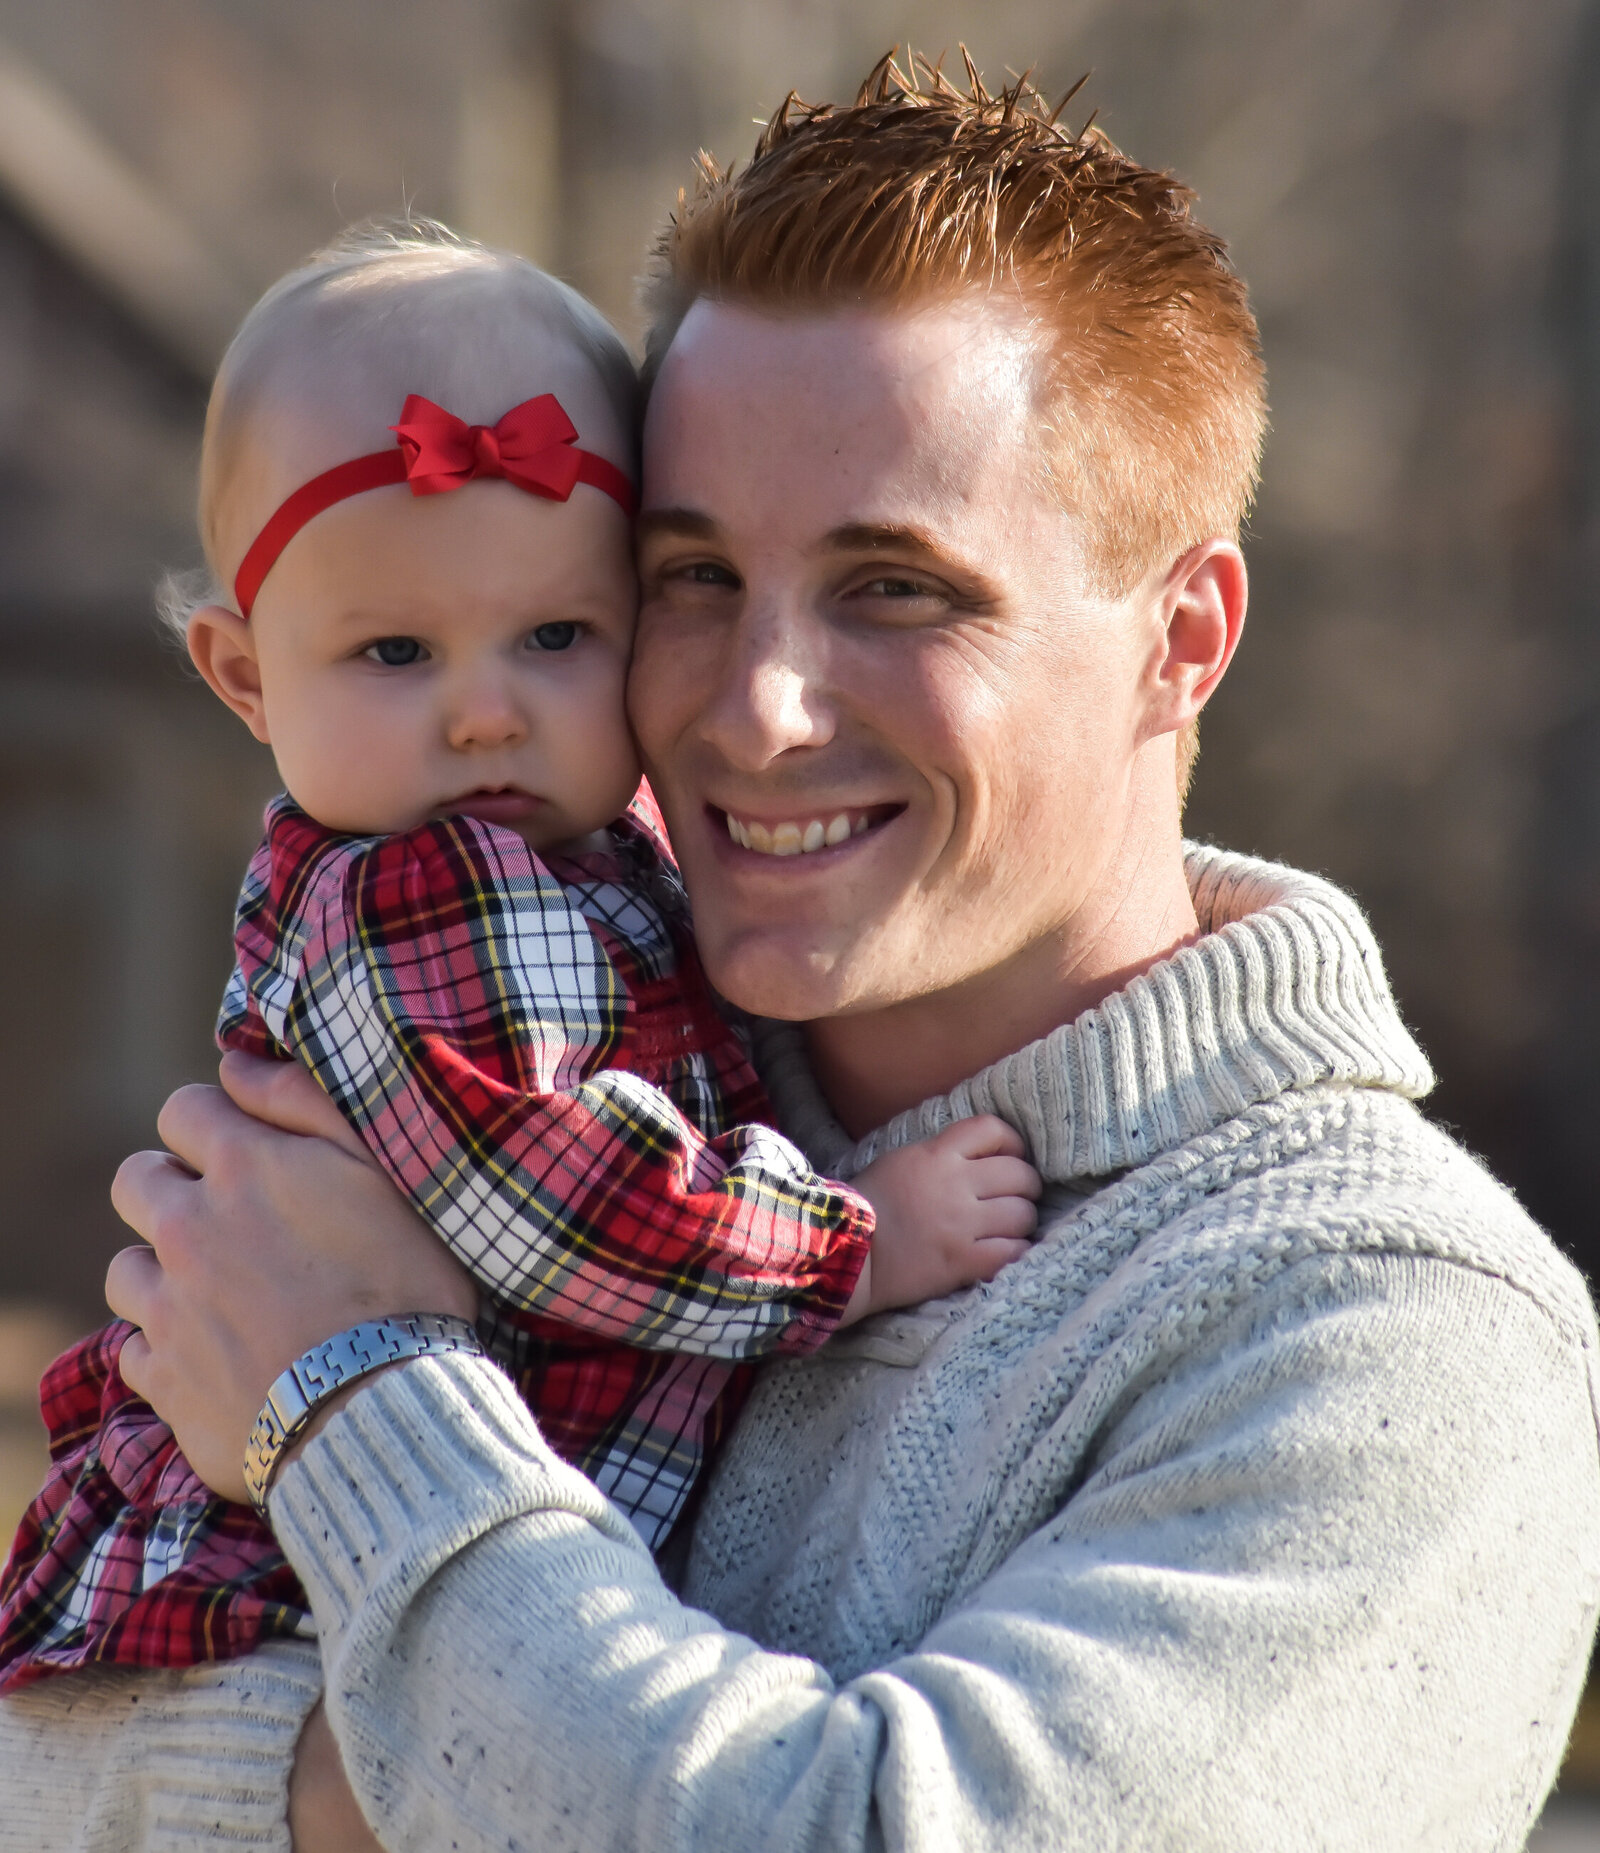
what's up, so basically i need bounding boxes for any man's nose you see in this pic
[444,670,528,752]
[699,603,835,770]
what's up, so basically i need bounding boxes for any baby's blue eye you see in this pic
[366,636,425,667]
[530,622,578,652]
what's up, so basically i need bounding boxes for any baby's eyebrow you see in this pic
[326,605,411,632]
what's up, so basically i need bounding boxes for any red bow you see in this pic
[391,393,587,501]
[233,391,635,618]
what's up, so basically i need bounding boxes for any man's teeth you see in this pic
[724,811,874,855]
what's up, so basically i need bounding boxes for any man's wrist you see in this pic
[244,1313,484,1511]
[279,1370,389,1470]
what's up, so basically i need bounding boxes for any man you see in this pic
[8,57,1599,1851]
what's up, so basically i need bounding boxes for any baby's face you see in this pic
[244,474,640,851]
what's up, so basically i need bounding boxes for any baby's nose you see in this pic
[446,682,527,750]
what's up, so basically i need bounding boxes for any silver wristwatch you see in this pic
[243,1312,483,1513]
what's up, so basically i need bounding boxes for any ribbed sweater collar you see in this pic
[755,841,1434,1186]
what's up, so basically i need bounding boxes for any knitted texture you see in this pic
[0,1638,320,1849]
[689,1084,1598,1683]
[757,841,1435,1183]
[6,842,1598,1850]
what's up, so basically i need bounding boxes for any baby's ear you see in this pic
[187,603,271,744]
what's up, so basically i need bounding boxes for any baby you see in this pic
[0,223,1038,1688]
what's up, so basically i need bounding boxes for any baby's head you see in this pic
[182,221,642,851]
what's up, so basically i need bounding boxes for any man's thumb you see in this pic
[217,1052,371,1162]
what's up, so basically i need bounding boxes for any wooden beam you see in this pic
[0,37,252,373]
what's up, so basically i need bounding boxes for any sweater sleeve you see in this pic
[268,1253,1600,1852]
[262,813,870,1358]
[0,1639,321,1852]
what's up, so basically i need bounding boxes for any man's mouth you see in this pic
[714,804,901,857]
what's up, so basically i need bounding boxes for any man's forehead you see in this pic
[661,296,1035,408]
[643,297,1043,524]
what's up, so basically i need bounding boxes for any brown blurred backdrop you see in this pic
[1,0,1598,1706]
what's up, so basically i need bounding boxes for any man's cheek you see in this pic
[643,762,701,848]
[623,622,676,748]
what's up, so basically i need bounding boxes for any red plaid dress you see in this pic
[0,791,870,1689]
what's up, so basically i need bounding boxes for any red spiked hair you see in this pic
[643,51,1267,605]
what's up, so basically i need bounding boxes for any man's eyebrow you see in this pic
[822,522,957,561]
[636,507,720,544]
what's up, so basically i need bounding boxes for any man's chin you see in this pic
[699,923,877,1022]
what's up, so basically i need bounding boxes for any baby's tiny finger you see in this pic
[983,1195,1040,1241]
[973,1237,1033,1280]
[971,1156,1043,1201]
[940,1114,1026,1160]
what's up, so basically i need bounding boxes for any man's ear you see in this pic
[187,604,272,744]
[1144,538,1247,735]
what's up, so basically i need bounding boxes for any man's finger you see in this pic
[110,1149,199,1241]
[289,1701,388,1853]
[154,1082,250,1175]
[115,1325,154,1401]
[219,1052,373,1163]
[105,1242,165,1328]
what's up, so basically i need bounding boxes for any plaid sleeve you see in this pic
[241,805,870,1360]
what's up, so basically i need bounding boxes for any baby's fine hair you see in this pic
[159,217,638,642]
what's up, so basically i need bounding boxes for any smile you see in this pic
[717,806,898,856]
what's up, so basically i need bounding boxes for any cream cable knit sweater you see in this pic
[3,843,1598,1850]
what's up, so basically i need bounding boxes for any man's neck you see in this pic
[804,834,1201,1140]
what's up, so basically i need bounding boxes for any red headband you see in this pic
[233,392,636,618]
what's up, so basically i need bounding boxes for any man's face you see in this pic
[629,299,1161,1022]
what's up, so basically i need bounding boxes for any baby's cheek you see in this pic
[594,711,645,819]
[273,705,423,835]
[566,661,641,815]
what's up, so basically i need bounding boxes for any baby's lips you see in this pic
[442,789,544,825]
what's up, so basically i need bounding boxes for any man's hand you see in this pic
[289,1703,384,1853]
[105,1055,477,1503]
[848,1115,1040,1321]
[217,1049,373,1158]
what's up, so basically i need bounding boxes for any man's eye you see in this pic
[686,562,740,588]
[365,636,426,666]
[530,621,578,652]
[863,576,932,599]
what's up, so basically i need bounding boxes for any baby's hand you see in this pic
[843,1115,1041,1323]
